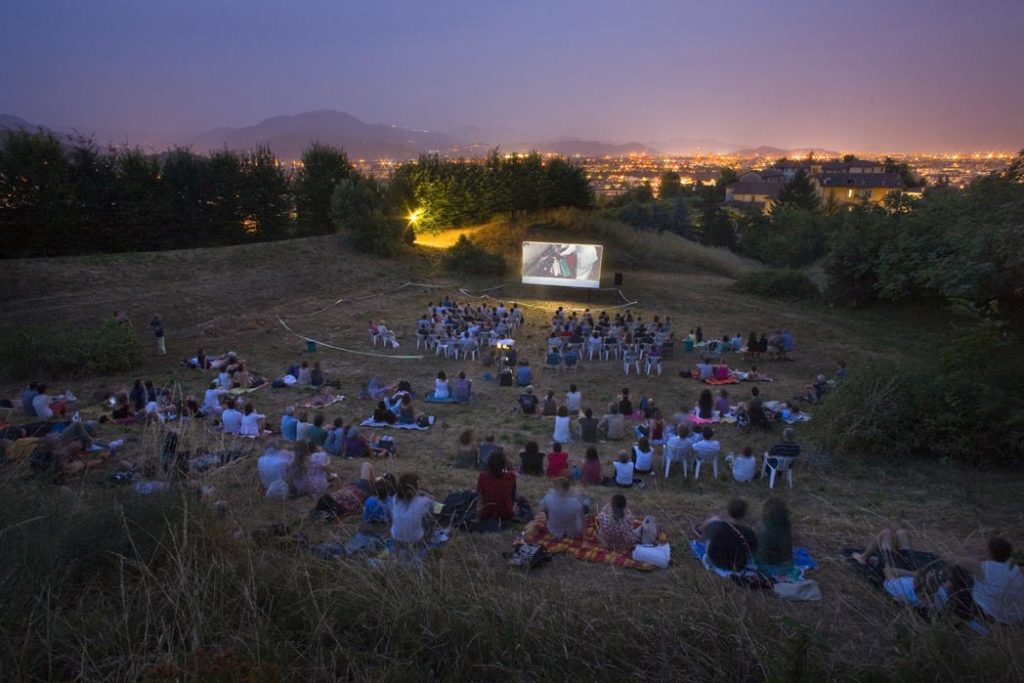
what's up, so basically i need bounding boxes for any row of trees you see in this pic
[0,130,593,258]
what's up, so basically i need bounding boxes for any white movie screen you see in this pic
[521,241,604,289]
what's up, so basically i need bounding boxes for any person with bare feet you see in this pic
[853,527,939,607]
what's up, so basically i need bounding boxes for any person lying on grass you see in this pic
[852,527,946,608]
[312,461,396,522]
[946,537,1024,624]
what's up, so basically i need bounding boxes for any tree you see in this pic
[884,156,920,188]
[774,169,821,212]
[0,129,72,256]
[659,170,683,199]
[294,143,352,236]
[239,146,291,240]
[331,174,405,256]
[700,207,737,249]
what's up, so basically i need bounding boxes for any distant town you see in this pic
[338,151,1014,199]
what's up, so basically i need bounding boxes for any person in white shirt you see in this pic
[632,436,655,475]
[541,477,584,538]
[295,411,313,442]
[257,441,294,496]
[727,446,758,482]
[664,424,694,471]
[552,405,572,444]
[692,426,721,470]
[389,473,434,545]
[565,384,582,415]
[240,403,265,437]
[948,537,1024,624]
[433,370,450,400]
[613,450,637,488]
[32,384,66,419]
[220,400,243,434]
[203,382,227,416]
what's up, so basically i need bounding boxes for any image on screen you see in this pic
[521,241,604,289]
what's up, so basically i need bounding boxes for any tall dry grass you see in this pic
[1,472,1021,682]
[467,208,761,280]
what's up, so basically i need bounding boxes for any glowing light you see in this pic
[407,209,423,224]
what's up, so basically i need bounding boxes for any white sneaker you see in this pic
[109,439,125,449]
[72,411,81,422]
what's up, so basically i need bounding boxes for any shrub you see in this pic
[0,319,141,380]
[733,269,819,300]
[441,235,507,276]
[813,325,1024,465]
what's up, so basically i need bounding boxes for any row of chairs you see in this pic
[661,445,795,489]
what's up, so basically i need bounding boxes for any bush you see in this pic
[441,235,507,276]
[813,325,1024,464]
[0,319,141,380]
[733,269,819,300]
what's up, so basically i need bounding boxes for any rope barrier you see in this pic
[276,316,426,360]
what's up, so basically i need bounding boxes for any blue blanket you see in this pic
[690,540,817,580]
[425,391,463,404]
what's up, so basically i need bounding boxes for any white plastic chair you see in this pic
[693,447,719,480]
[622,349,640,375]
[761,454,795,489]
[663,443,688,479]
[645,354,662,376]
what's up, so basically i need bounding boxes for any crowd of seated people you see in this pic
[414,298,524,355]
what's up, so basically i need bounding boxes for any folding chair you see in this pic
[761,454,795,489]
[693,448,719,480]
[663,443,688,479]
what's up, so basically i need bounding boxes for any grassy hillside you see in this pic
[1,221,1021,681]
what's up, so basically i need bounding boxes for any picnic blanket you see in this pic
[523,514,669,571]
[689,410,721,425]
[690,540,817,582]
[425,391,462,404]
[300,394,345,409]
[782,413,811,424]
[360,417,433,430]
[703,377,739,385]
[228,384,267,396]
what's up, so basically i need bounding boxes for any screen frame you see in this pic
[520,241,604,289]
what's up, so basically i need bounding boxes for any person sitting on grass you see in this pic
[397,394,417,424]
[32,384,68,420]
[578,407,599,443]
[433,371,450,400]
[454,429,478,469]
[565,384,582,415]
[304,413,327,446]
[291,441,331,498]
[597,494,637,551]
[852,527,944,608]
[552,405,572,444]
[517,386,539,416]
[714,390,731,415]
[453,371,472,402]
[240,403,266,438]
[632,436,655,475]
[726,446,758,483]
[618,388,633,418]
[476,449,517,530]
[519,440,544,476]
[947,537,1024,624]
[756,498,793,567]
[581,446,602,485]
[515,359,533,387]
[541,390,558,417]
[696,388,714,420]
[546,442,570,478]
[323,418,346,455]
[390,473,434,547]
[702,498,759,572]
[220,399,243,435]
[257,441,294,497]
[611,450,640,488]
[541,476,584,539]
[598,403,625,441]
[373,400,397,425]
[477,434,499,470]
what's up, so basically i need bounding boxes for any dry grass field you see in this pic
[1,226,1021,681]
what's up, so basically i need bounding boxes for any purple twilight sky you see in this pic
[1,0,1022,152]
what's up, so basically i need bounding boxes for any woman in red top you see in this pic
[477,449,517,522]
[580,446,602,485]
[546,442,569,478]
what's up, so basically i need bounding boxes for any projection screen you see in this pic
[521,241,604,289]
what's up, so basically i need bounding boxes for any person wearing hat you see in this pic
[517,385,539,415]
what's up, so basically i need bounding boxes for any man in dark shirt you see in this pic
[703,499,759,571]
[517,387,539,415]
[767,427,800,468]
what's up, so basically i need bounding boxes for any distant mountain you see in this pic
[654,137,748,155]
[525,137,659,157]
[733,145,840,158]
[0,114,42,132]
[183,109,464,160]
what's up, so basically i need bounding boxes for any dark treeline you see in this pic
[0,130,592,258]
